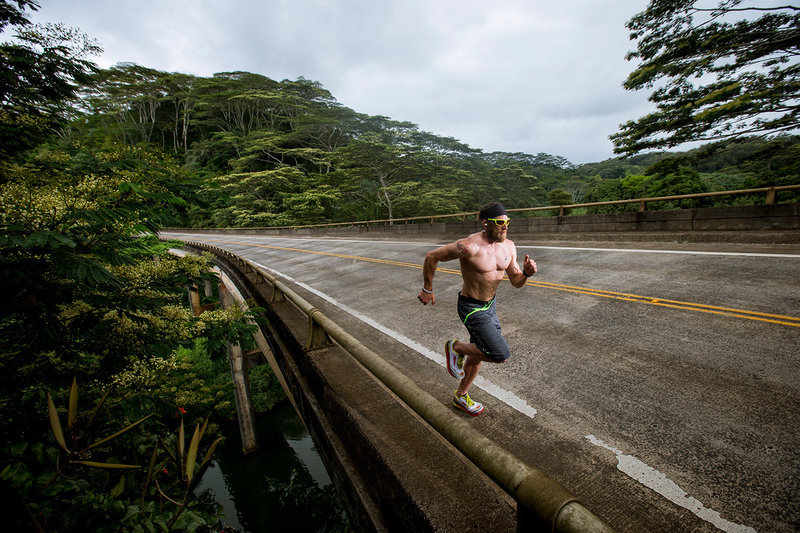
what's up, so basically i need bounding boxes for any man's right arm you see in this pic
[418,240,472,305]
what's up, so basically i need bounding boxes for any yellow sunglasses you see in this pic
[487,218,511,227]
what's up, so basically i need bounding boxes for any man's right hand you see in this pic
[417,290,435,305]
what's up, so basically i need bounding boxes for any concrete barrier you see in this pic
[164,203,800,245]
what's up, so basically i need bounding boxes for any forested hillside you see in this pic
[50,64,800,228]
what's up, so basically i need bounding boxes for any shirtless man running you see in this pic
[417,202,537,415]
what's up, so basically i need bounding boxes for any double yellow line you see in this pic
[203,239,800,328]
[525,279,800,327]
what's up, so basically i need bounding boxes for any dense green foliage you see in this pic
[0,136,283,530]
[67,61,799,226]
[612,1,800,155]
[0,3,287,530]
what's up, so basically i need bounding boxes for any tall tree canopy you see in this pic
[612,0,800,156]
[0,0,101,159]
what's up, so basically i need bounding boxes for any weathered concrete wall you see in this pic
[168,203,800,244]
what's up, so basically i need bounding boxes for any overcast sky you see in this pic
[26,0,657,164]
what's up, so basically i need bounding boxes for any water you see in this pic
[195,402,347,532]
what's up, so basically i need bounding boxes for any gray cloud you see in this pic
[26,0,654,163]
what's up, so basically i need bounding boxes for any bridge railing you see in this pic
[186,240,613,533]
[174,184,800,231]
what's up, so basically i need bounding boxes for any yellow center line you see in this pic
[200,238,800,328]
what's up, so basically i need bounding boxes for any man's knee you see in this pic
[487,346,511,363]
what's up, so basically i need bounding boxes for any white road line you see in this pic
[253,261,538,419]
[528,245,800,258]
[586,435,756,533]
[163,232,800,258]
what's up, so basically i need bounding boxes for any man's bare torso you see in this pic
[458,231,516,301]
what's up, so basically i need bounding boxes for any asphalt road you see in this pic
[163,231,800,532]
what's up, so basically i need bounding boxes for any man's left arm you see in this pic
[507,245,537,288]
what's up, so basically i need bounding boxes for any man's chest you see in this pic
[469,245,511,273]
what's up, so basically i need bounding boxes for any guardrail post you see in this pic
[306,310,333,350]
[639,200,647,212]
[270,281,286,303]
[766,187,777,204]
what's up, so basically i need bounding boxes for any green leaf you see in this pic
[21,230,76,250]
[177,418,185,463]
[63,255,122,288]
[10,442,27,456]
[47,393,69,452]
[198,417,208,442]
[144,442,159,489]
[185,424,200,482]
[158,436,176,465]
[1,463,22,481]
[172,510,206,530]
[67,377,78,430]
[119,182,143,194]
[86,414,153,450]
[75,460,141,470]
[201,437,223,466]
[121,505,141,524]
[111,475,125,498]
[188,437,223,493]
[85,389,110,432]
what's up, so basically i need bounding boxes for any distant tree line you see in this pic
[50,63,800,227]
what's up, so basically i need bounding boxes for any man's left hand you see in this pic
[523,254,537,275]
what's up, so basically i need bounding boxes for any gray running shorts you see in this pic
[457,293,511,362]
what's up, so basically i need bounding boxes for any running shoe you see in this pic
[453,391,484,416]
[445,339,465,379]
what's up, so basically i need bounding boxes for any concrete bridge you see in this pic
[162,202,800,532]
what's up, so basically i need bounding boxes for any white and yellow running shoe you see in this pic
[445,339,465,379]
[453,391,484,416]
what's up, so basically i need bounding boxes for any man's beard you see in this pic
[487,229,506,243]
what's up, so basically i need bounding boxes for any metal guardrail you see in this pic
[170,184,800,232]
[186,240,614,532]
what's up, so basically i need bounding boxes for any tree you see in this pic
[547,188,573,206]
[85,63,170,144]
[561,180,588,203]
[490,163,539,207]
[584,178,625,213]
[208,166,306,226]
[612,1,800,156]
[0,1,101,159]
[332,139,432,221]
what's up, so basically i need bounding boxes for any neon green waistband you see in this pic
[462,298,494,324]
